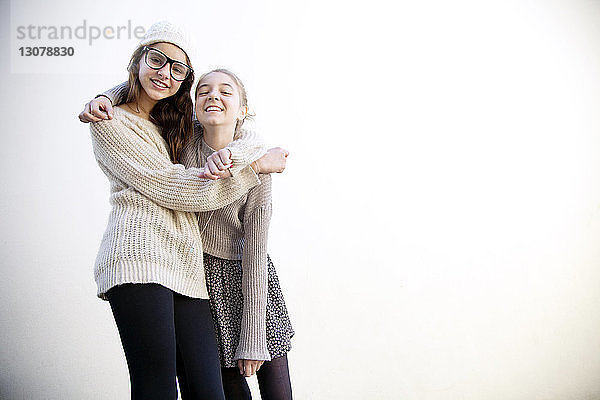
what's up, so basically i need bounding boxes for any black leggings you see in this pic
[107,283,226,400]
[220,355,293,400]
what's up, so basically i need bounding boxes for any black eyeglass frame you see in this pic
[142,46,193,82]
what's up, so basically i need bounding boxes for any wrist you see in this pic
[250,160,261,174]
[95,94,113,106]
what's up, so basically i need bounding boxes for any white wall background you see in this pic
[1,0,600,399]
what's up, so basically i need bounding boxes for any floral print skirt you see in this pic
[203,253,294,368]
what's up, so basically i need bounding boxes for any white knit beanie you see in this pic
[137,21,194,66]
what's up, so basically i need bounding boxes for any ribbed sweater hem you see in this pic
[96,260,209,300]
[202,246,243,261]
[233,349,272,362]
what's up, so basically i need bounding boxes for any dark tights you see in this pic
[220,355,293,400]
[107,283,226,400]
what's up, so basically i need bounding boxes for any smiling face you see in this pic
[138,42,188,102]
[195,71,246,132]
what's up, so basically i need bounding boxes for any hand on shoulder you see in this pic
[78,95,114,123]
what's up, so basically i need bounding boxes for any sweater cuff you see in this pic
[234,348,272,362]
[234,334,271,362]
[230,164,260,186]
[99,81,128,106]
[227,158,251,177]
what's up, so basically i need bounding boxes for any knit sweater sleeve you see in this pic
[234,174,272,362]
[99,82,128,106]
[192,122,266,178]
[100,84,267,171]
[226,128,267,176]
[90,113,260,212]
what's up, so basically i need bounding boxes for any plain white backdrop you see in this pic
[1,0,600,399]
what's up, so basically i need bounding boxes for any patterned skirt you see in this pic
[203,253,295,368]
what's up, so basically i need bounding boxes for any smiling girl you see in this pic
[192,69,294,400]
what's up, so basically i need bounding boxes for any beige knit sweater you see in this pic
[90,106,265,300]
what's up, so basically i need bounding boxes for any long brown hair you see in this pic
[125,44,195,164]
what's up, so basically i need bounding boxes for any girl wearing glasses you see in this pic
[83,21,287,400]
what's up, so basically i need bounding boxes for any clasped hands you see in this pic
[203,146,289,180]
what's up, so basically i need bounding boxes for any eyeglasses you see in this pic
[143,46,193,82]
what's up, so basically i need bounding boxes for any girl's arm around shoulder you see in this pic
[98,81,128,107]
[89,113,260,212]
[79,82,128,122]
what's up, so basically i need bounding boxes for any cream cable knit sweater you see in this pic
[90,106,265,300]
